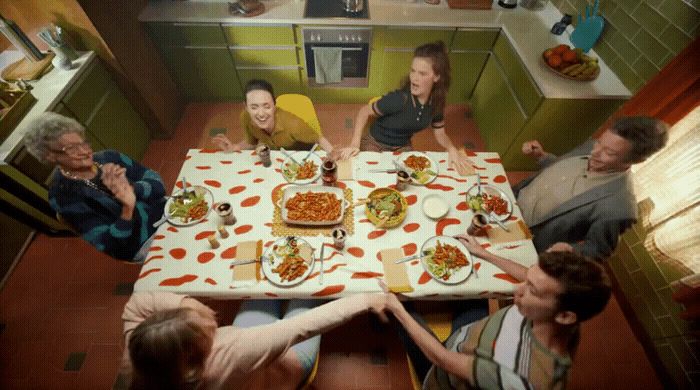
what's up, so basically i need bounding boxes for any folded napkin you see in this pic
[380,248,414,293]
[232,240,262,282]
[337,158,353,180]
[486,220,533,244]
[455,149,476,176]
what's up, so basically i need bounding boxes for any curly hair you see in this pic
[22,112,85,164]
[610,116,669,163]
[538,251,612,322]
[400,41,451,114]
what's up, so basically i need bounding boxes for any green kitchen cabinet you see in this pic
[58,60,150,160]
[222,24,296,46]
[147,22,226,47]
[381,27,454,48]
[381,48,414,92]
[236,66,302,96]
[471,54,528,155]
[162,46,243,101]
[447,28,498,103]
[229,46,299,67]
[452,28,499,51]
[469,31,625,170]
[492,34,542,117]
[447,51,489,103]
[53,102,107,152]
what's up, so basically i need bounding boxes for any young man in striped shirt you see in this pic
[387,234,612,389]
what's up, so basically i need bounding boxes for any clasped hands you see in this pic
[101,163,136,208]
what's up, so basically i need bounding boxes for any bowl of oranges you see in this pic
[542,44,600,81]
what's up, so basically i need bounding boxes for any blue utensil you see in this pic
[570,0,604,53]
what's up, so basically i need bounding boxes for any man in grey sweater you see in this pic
[513,116,668,260]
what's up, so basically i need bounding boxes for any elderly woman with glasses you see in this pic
[23,112,166,262]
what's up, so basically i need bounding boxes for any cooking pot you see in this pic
[343,0,364,13]
[498,0,518,8]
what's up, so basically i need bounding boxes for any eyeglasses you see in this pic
[50,141,92,155]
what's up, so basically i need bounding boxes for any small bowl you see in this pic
[422,194,449,219]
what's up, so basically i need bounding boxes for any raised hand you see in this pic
[212,134,240,153]
[521,140,545,159]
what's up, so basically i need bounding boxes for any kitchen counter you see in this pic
[140,0,630,100]
[0,51,97,162]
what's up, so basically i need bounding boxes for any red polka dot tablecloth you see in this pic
[133,150,538,300]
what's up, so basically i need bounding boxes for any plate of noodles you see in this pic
[262,236,315,287]
[465,184,513,223]
[165,185,213,227]
[420,235,473,285]
[280,185,347,226]
[281,151,323,185]
[396,151,439,185]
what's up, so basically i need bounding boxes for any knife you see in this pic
[229,258,259,268]
[302,143,318,162]
[279,147,300,165]
[488,212,510,232]
[367,169,398,173]
[318,242,325,285]
[394,254,420,264]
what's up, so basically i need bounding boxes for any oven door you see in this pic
[304,42,369,87]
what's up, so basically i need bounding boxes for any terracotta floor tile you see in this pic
[75,343,123,390]
[40,308,109,335]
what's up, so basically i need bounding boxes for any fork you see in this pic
[302,143,318,162]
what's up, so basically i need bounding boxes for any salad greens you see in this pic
[369,192,402,218]
[168,190,206,220]
[410,169,437,184]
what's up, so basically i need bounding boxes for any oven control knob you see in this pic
[357,36,363,42]
[345,35,350,41]
[309,35,315,41]
[338,34,343,41]
[316,34,322,41]
[351,35,356,41]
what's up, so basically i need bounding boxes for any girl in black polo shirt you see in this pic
[338,41,472,172]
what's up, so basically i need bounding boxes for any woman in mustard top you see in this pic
[212,79,334,153]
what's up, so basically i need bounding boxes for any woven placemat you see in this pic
[272,188,355,237]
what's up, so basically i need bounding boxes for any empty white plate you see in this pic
[422,194,449,219]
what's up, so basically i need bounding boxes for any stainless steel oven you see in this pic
[302,27,372,88]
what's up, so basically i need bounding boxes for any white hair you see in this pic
[22,112,85,164]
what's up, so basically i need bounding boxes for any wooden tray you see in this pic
[1,53,55,82]
[541,53,599,81]
[447,0,492,9]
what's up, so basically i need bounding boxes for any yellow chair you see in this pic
[275,94,322,138]
[406,299,507,389]
[299,352,320,390]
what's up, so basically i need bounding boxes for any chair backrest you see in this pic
[275,94,322,136]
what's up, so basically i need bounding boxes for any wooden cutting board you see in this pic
[447,0,492,9]
[1,53,54,81]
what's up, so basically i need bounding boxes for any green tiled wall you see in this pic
[551,0,699,92]
[608,221,700,388]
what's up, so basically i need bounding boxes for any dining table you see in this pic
[133,149,538,299]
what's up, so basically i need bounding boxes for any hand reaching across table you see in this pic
[212,134,242,153]
[447,148,474,174]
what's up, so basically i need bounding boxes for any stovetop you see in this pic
[304,0,370,19]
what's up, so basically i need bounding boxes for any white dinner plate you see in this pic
[419,235,473,285]
[280,151,323,185]
[395,151,439,185]
[262,236,315,287]
[465,184,513,223]
[164,185,214,227]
